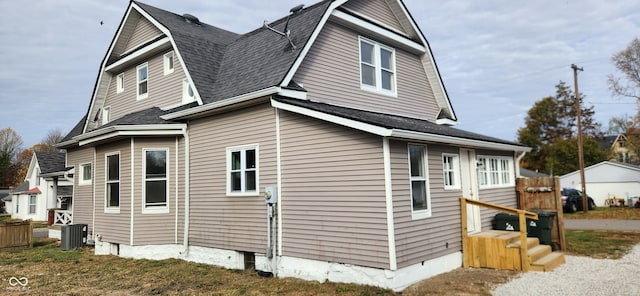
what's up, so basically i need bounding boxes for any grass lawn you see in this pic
[565,230,640,259]
[0,239,393,295]
[563,206,640,220]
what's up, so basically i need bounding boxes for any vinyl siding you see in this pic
[391,141,462,268]
[132,137,184,245]
[67,147,95,234]
[101,50,185,123]
[341,0,406,33]
[94,140,132,245]
[293,21,439,121]
[188,102,276,253]
[279,111,389,269]
[476,150,518,229]
[123,16,163,53]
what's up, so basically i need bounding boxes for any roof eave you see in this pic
[271,98,530,152]
[74,124,187,146]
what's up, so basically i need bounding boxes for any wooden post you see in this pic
[518,210,529,271]
[460,197,469,268]
[554,177,566,251]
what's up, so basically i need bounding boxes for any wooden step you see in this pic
[530,251,565,272]
[527,244,552,263]
[506,237,539,249]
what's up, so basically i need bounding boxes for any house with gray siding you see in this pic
[57,0,530,291]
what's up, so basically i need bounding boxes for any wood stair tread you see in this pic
[527,244,552,263]
[530,251,565,272]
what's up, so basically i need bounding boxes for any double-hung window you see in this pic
[359,37,396,95]
[137,63,148,100]
[409,144,430,219]
[143,149,168,213]
[79,163,92,186]
[105,153,120,211]
[442,154,461,190]
[477,156,514,188]
[29,195,37,214]
[227,145,258,195]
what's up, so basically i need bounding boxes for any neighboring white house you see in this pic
[560,161,640,206]
[6,152,72,222]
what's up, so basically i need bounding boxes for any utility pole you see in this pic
[571,64,588,213]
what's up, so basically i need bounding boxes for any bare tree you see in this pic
[38,128,65,152]
[607,37,640,100]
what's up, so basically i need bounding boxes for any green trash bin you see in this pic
[492,213,538,237]
[534,211,556,246]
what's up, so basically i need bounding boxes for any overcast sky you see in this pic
[0,0,638,148]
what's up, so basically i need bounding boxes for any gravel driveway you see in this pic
[492,243,640,295]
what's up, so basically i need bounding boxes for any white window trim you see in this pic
[28,195,37,214]
[359,36,397,97]
[105,152,121,214]
[136,62,149,100]
[116,73,124,93]
[142,148,170,214]
[79,163,92,186]
[163,51,174,75]
[182,79,195,103]
[442,153,461,190]
[477,155,515,189]
[102,106,110,125]
[408,144,431,220]
[226,144,259,197]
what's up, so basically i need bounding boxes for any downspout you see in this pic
[180,125,191,255]
[515,151,527,177]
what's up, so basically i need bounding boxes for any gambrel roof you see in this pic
[61,0,472,148]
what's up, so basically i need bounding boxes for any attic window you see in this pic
[182,79,195,103]
[163,52,174,75]
[359,37,396,96]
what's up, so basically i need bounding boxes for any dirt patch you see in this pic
[402,267,520,296]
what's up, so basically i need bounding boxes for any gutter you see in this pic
[515,151,528,177]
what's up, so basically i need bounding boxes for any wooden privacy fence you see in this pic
[516,177,566,251]
[0,220,33,249]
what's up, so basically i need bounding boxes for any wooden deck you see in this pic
[465,230,565,272]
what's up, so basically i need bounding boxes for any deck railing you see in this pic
[54,210,73,225]
[460,197,538,271]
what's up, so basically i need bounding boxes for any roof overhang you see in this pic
[104,36,171,73]
[74,124,186,146]
[271,98,530,153]
[161,86,307,120]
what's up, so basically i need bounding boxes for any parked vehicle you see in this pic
[561,188,596,213]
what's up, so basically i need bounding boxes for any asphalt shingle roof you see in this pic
[274,97,527,147]
[62,115,87,143]
[35,151,67,174]
[101,107,173,127]
[135,0,330,104]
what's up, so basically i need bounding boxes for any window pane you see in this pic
[412,181,427,210]
[168,55,174,69]
[231,151,241,170]
[146,151,166,178]
[108,183,119,207]
[146,180,166,205]
[107,155,119,181]
[188,85,194,97]
[138,66,147,81]
[360,41,374,64]
[83,165,91,180]
[381,70,393,90]
[409,146,424,177]
[361,64,375,86]
[139,81,148,95]
[245,171,256,191]
[231,172,241,191]
[380,48,392,70]
[245,149,256,169]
